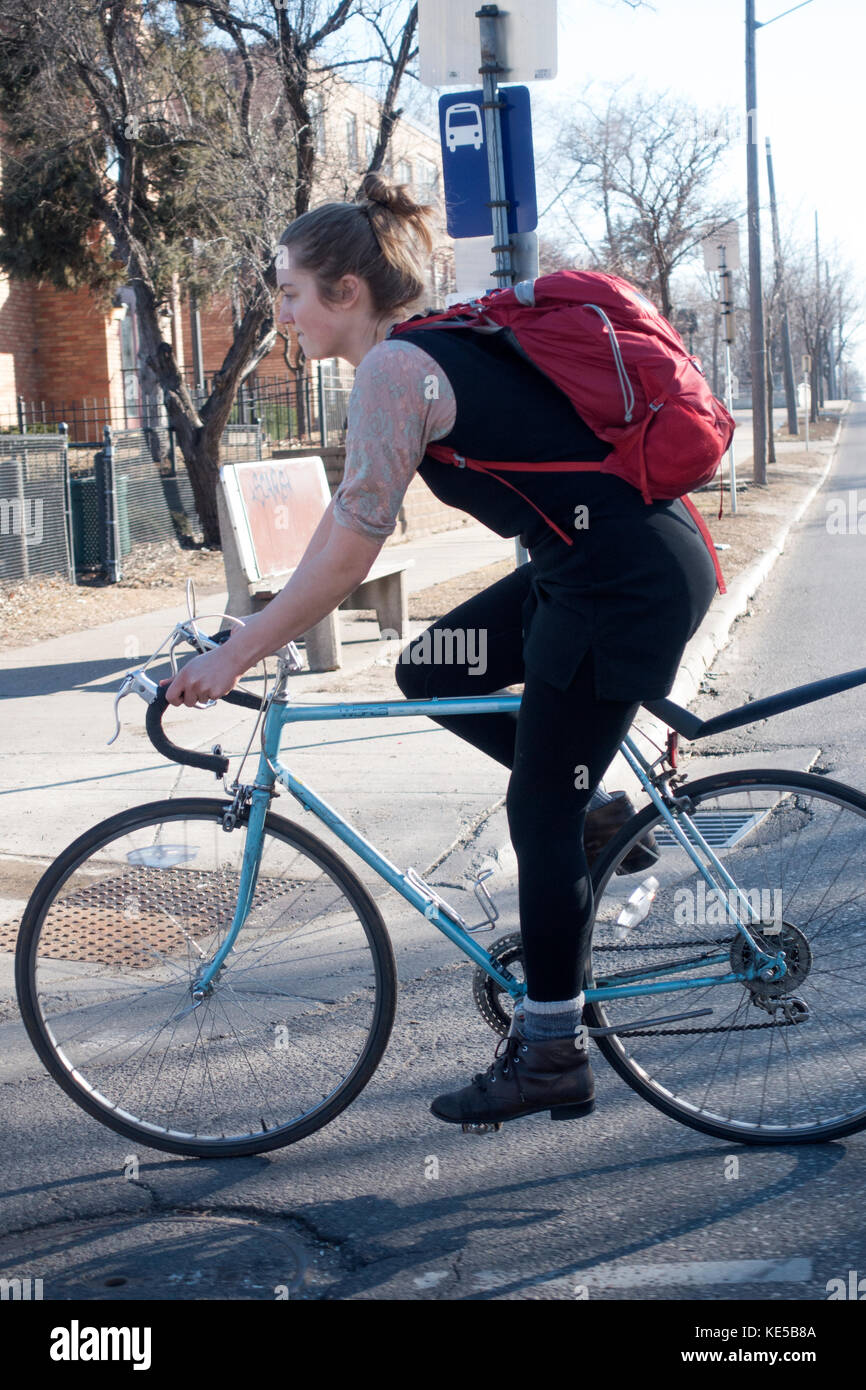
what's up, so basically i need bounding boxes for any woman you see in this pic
[164,172,718,1128]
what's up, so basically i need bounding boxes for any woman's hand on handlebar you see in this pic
[161,646,243,708]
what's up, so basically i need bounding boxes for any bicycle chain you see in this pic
[612,1018,798,1036]
[595,935,733,951]
[483,936,802,1036]
[594,935,799,1034]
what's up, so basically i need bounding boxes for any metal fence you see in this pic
[3,363,355,452]
[0,434,72,584]
[1,421,265,587]
[87,424,266,577]
[178,364,354,448]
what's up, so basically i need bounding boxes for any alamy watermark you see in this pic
[826,491,866,535]
[826,1270,866,1299]
[674,883,782,928]
[0,496,43,544]
[0,1275,44,1300]
[49,1322,151,1369]
[378,626,488,676]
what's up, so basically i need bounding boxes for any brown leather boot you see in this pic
[430,1013,594,1126]
[584,792,659,876]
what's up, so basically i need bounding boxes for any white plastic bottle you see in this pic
[614,875,660,942]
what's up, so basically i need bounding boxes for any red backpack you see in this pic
[391,269,734,592]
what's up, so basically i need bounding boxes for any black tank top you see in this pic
[389,321,718,701]
[392,323,612,545]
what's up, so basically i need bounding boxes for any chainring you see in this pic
[473,931,524,1036]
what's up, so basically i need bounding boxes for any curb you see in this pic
[615,406,850,787]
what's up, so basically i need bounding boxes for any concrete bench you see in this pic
[218,456,413,671]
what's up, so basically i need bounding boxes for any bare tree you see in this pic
[0,0,419,545]
[784,245,863,424]
[550,85,739,320]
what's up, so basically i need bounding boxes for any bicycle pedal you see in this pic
[461,1121,502,1134]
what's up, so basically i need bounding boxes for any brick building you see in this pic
[0,66,455,445]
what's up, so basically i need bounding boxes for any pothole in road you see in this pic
[0,1210,341,1300]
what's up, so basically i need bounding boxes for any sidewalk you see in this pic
[0,521,516,944]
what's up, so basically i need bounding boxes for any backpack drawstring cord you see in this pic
[584,305,635,424]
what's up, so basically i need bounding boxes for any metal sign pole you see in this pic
[476,5,513,290]
[725,338,737,513]
[475,5,528,566]
[802,355,811,450]
[719,246,737,514]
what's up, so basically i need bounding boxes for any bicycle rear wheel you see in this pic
[16,798,397,1157]
[585,770,866,1144]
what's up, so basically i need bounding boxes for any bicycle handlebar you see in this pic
[145,682,265,777]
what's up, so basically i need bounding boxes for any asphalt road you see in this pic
[2,404,865,1315]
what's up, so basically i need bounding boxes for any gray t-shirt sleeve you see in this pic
[332,339,457,541]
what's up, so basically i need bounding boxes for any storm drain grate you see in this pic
[1,866,309,967]
[653,809,765,849]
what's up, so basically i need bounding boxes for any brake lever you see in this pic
[108,670,160,745]
[110,599,303,749]
[170,621,210,672]
[108,666,218,746]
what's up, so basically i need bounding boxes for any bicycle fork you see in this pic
[190,786,273,1003]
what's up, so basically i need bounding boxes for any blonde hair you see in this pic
[278,172,435,316]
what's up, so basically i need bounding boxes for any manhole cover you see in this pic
[0,1211,330,1300]
[0,869,305,967]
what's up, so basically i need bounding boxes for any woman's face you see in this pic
[275,253,349,360]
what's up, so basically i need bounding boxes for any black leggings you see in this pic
[394,563,640,1001]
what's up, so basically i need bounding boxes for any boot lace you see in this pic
[472,1033,525,1095]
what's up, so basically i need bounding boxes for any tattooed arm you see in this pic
[164,341,456,704]
[331,339,456,540]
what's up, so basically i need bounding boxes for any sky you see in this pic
[406,0,866,373]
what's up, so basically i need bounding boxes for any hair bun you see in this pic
[357,170,435,223]
[358,172,398,211]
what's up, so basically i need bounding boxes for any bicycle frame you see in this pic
[190,691,786,1005]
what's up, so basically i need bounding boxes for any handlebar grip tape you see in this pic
[221,687,264,711]
[146,685,230,775]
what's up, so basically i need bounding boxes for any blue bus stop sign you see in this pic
[438,85,537,239]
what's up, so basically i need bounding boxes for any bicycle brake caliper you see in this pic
[222,786,252,832]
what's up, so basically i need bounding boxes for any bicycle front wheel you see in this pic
[16,798,397,1157]
[585,770,866,1145]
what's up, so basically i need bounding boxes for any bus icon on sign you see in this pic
[445,103,484,152]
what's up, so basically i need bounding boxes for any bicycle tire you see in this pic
[584,768,866,1145]
[16,798,397,1157]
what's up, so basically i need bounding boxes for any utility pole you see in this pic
[838,282,845,401]
[825,260,837,398]
[765,138,798,435]
[746,0,767,483]
[743,1,815,472]
[814,211,823,414]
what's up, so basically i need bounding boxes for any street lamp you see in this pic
[745,0,815,484]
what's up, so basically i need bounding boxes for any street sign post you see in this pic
[418,0,557,85]
[702,221,742,513]
[700,221,741,272]
[802,355,812,450]
[450,231,538,303]
[421,2,556,566]
[438,86,537,239]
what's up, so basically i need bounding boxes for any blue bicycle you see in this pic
[15,590,866,1155]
